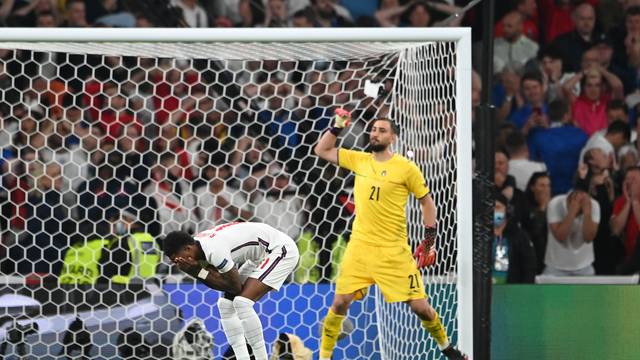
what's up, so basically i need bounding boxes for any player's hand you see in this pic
[413,226,437,269]
[174,256,201,276]
[334,108,351,128]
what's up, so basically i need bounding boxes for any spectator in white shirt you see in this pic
[172,0,208,27]
[504,130,546,191]
[544,185,600,276]
[493,11,539,74]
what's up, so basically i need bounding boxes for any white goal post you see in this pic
[0,27,473,359]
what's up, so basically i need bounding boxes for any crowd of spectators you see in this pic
[2,0,640,282]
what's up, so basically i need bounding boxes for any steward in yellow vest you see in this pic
[59,233,159,286]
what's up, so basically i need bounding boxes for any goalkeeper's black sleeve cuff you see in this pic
[329,127,343,136]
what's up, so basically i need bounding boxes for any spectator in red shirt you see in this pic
[611,166,640,261]
[563,64,624,136]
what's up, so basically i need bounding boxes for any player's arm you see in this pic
[199,264,243,295]
[419,194,437,228]
[313,108,351,165]
[174,257,243,295]
[413,194,438,268]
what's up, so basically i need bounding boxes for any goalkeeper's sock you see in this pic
[421,312,450,350]
[320,308,345,359]
[233,296,268,360]
[217,298,250,359]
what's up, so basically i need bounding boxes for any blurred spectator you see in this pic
[492,192,536,284]
[620,27,640,95]
[616,145,639,194]
[493,11,539,74]
[143,152,200,235]
[610,166,640,261]
[544,186,600,276]
[610,5,640,69]
[254,165,304,240]
[539,45,574,102]
[523,171,551,274]
[578,149,620,274]
[549,3,600,72]
[504,130,547,191]
[237,0,266,27]
[592,99,636,142]
[35,11,57,26]
[509,72,548,133]
[86,0,134,27]
[4,0,58,27]
[308,0,353,27]
[171,0,208,27]
[264,0,288,27]
[374,0,407,27]
[529,99,589,194]
[495,0,539,42]
[495,149,527,226]
[62,0,89,27]
[290,8,315,27]
[495,63,524,124]
[564,67,624,136]
[10,162,77,275]
[580,120,631,170]
[195,163,253,230]
[596,0,625,35]
[539,0,577,44]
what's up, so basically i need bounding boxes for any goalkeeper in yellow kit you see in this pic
[314,108,467,360]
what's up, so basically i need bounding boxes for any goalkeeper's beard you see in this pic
[369,143,388,153]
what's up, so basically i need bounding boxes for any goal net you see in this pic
[0,28,472,359]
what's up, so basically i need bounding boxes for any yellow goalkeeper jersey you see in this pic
[338,148,430,247]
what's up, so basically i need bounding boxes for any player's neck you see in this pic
[372,149,394,162]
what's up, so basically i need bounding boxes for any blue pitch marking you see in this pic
[163,283,455,359]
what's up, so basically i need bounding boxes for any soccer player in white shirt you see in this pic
[163,222,300,360]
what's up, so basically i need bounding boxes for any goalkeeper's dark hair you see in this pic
[162,230,195,258]
[373,117,400,135]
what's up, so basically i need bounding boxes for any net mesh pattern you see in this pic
[0,40,458,359]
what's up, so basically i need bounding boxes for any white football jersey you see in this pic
[194,222,290,274]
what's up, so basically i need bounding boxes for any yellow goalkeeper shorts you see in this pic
[335,241,427,303]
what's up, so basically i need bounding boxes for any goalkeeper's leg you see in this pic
[408,299,467,360]
[319,292,356,360]
[217,296,251,359]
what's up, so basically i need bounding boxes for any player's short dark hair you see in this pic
[607,120,631,142]
[373,118,400,135]
[162,230,194,258]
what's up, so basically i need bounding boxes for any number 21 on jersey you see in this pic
[369,186,380,201]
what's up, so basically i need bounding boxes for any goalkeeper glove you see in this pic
[330,108,351,135]
[413,225,437,268]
